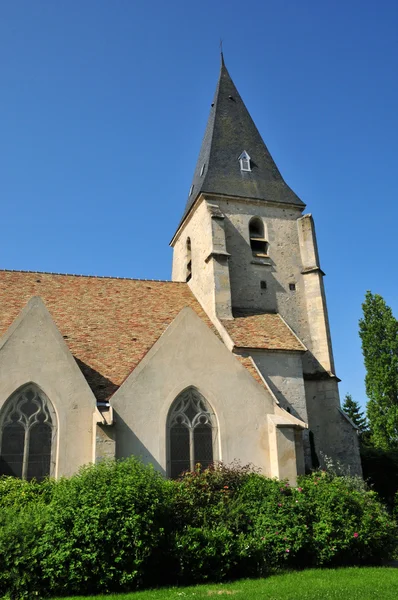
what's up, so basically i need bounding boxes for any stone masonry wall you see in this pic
[172,198,232,320]
[217,198,313,345]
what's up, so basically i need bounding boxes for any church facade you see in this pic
[0,57,361,484]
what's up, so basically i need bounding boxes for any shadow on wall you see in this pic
[113,409,165,476]
[74,357,119,401]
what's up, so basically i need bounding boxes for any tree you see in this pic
[342,393,368,433]
[359,291,398,450]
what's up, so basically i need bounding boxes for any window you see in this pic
[167,387,217,479]
[249,217,268,256]
[200,163,205,176]
[0,384,56,481]
[189,184,194,197]
[239,150,251,172]
[289,283,296,291]
[186,237,192,282]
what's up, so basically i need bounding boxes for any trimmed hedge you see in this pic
[0,459,396,598]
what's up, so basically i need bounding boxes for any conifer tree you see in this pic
[359,291,398,450]
[342,393,368,432]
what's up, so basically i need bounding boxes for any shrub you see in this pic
[39,458,172,596]
[169,463,397,582]
[171,462,254,529]
[170,463,255,582]
[170,464,321,581]
[173,525,237,583]
[234,474,312,573]
[0,460,396,597]
[0,475,54,509]
[0,477,54,599]
[0,502,49,599]
[237,471,397,571]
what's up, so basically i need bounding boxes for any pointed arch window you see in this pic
[0,384,56,481]
[239,150,251,172]
[167,388,217,479]
[249,217,268,256]
[186,237,192,282]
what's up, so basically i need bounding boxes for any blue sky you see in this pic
[1,1,397,409]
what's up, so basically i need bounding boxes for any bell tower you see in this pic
[171,54,335,374]
[171,55,362,474]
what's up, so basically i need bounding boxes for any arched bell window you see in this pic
[186,237,192,282]
[0,384,56,481]
[167,387,217,479]
[249,217,268,256]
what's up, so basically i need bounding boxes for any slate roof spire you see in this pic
[178,56,304,229]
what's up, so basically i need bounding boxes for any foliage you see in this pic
[359,291,398,450]
[342,393,368,434]
[169,463,396,582]
[169,462,255,582]
[39,458,172,596]
[0,475,54,509]
[0,502,49,599]
[0,461,396,597]
[0,458,172,598]
[237,470,395,569]
[0,477,55,598]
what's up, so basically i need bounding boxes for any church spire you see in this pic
[179,57,304,229]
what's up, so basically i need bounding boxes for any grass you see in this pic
[53,567,398,599]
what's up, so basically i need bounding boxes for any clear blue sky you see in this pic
[1,1,397,409]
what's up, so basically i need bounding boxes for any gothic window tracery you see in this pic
[0,384,56,481]
[167,387,216,479]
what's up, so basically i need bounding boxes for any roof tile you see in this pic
[222,313,305,352]
[0,271,216,401]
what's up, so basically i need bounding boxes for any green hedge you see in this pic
[0,459,396,598]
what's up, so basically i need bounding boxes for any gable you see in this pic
[111,307,277,472]
[0,296,97,476]
[0,271,217,401]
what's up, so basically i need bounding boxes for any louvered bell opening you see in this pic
[250,239,268,255]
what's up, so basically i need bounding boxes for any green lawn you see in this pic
[54,567,398,600]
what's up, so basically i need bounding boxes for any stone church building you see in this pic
[0,56,361,484]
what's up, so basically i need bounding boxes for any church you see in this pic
[0,56,361,484]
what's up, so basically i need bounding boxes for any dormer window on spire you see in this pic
[239,151,251,172]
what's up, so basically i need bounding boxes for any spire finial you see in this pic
[220,39,225,66]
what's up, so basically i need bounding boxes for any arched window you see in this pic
[0,384,56,481]
[186,237,192,282]
[167,387,217,479]
[249,217,268,256]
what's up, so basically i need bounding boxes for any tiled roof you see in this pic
[0,270,269,401]
[235,355,266,388]
[0,271,220,401]
[221,313,305,352]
